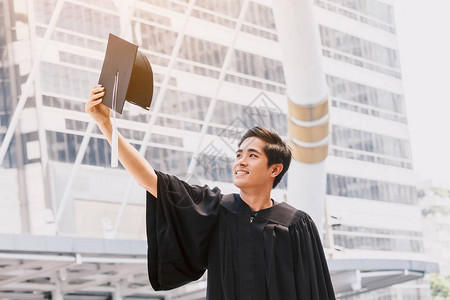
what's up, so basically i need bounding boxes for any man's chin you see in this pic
[233,178,244,188]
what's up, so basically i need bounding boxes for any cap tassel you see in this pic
[111,72,119,168]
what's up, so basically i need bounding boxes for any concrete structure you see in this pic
[0,0,438,298]
[272,0,329,234]
[0,233,438,299]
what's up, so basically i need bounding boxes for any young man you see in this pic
[86,85,335,299]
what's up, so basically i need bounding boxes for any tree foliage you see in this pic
[430,273,450,300]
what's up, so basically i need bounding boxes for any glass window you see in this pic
[327,75,405,116]
[244,1,276,30]
[230,49,285,84]
[331,125,413,168]
[196,0,242,18]
[319,26,401,77]
[327,173,418,204]
[333,233,423,253]
[41,2,121,38]
[40,63,98,98]
[315,0,396,33]
[179,36,227,68]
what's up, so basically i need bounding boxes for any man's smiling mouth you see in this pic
[235,170,249,175]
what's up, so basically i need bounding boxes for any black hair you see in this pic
[238,126,292,188]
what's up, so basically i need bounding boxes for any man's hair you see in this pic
[238,126,292,188]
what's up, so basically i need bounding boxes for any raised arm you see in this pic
[85,84,158,197]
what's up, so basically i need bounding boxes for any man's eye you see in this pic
[250,154,257,157]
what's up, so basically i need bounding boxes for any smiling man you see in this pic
[233,135,285,210]
[86,88,335,299]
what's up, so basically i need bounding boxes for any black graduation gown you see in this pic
[146,171,336,299]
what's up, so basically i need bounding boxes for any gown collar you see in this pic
[220,194,298,226]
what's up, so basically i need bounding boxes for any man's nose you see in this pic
[236,156,248,165]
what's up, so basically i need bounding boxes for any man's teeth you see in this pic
[236,171,248,174]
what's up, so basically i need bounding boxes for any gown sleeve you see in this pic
[290,212,336,299]
[146,170,222,291]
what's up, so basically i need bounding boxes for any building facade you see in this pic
[0,0,432,298]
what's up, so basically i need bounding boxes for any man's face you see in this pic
[233,137,277,190]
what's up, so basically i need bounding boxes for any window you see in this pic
[320,26,401,77]
[327,173,418,204]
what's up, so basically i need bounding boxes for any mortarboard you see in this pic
[98,33,154,114]
[98,34,154,167]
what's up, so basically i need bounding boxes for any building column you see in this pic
[272,0,329,235]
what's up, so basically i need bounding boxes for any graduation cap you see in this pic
[98,34,154,167]
[98,33,154,114]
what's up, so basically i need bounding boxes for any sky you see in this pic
[393,0,450,184]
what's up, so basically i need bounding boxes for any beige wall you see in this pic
[74,199,146,240]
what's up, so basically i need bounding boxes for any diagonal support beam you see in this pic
[0,0,65,167]
[122,285,168,297]
[65,263,126,282]
[1,282,56,292]
[0,260,46,274]
[111,0,197,238]
[61,265,143,294]
[54,121,95,231]
[185,0,250,175]
[0,261,73,287]
[54,0,138,233]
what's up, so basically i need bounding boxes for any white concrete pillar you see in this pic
[113,280,124,300]
[53,278,63,300]
[272,0,329,236]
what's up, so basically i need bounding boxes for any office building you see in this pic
[0,0,436,298]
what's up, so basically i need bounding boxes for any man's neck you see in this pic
[239,189,273,211]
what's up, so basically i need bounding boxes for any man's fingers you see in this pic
[89,91,105,102]
[85,101,100,113]
[89,85,104,97]
[85,98,102,112]
[94,91,105,98]
[85,102,94,112]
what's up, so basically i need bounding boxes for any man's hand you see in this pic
[85,84,110,125]
[84,84,158,197]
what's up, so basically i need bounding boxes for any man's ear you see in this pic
[270,163,283,177]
